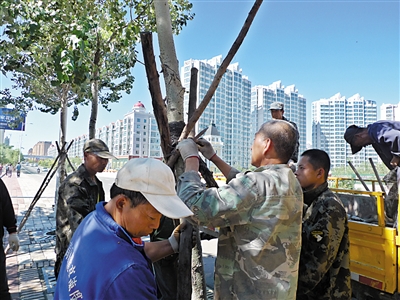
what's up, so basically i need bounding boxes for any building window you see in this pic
[137,118,141,122]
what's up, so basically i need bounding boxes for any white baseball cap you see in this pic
[114,158,193,219]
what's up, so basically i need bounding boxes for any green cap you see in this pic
[83,139,116,159]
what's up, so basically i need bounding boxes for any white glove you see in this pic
[196,138,216,160]
[168,223,183,253]
[177,139,199,161]
[168,220,193,253]
[8,233,20,252]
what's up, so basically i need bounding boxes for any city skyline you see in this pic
[0,0,398,152]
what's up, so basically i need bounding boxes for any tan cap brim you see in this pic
[142,192,193,219]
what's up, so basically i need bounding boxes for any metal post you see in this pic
[347,161,370,191]
[368,158,386,194]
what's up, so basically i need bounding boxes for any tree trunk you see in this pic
[153,2,197,299]
[58,84,68,183]
[154,0,184,123]
[89,45,101,139]
[89,78,99,139]
[140,32,171,158]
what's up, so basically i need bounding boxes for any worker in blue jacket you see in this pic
[344,120,400,222]
[54,158,193,300]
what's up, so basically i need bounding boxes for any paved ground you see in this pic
[4,168,57,300]
[3,167,217,300]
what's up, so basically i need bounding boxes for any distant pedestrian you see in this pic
[55,138,116,278]
[15,163,21,177]
[270,101,300,169]
[294,149,351,299]
[54,158,193,300]
[0,178,20,300]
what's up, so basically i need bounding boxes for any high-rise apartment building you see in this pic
[380,103,400,121]
[68,102,162,168]
[312,93,378,167]
[181,55,252,169]
[251,81,307,156]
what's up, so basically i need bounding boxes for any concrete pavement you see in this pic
[3,168,217,300]
[4,169,57,300]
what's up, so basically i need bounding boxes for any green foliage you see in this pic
[331,161,389,178]
[0,144,20,165]
[0,0,194,117]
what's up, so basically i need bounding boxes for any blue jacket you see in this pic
[54,202,157,300]
[368,121,400,170]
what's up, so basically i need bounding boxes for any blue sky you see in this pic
[1,0,399,152]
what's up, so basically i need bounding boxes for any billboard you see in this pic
[0,108,25,131]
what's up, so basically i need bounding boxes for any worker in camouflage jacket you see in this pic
[344,121,400,223]
[55,139,115,278]
[295,149,351,299]
[177,120,303,300]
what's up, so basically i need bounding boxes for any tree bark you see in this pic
[89,42,101,139]
[89,78,99,139]
[154,0,185,123]
[58,84,69,183]
[140,32,171,158]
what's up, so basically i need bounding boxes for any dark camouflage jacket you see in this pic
[55,164,105,257]
[282,116,299,163]
[178,164,303,300]
[297,182,351,300]
[0,178,17,239]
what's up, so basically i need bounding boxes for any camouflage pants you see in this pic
[54,250,65,279]
[383,168,399,225]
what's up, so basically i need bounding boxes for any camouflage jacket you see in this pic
[178,164,303,300]
[282,116,299,163]
[297,182,351,300]
[55,164,105,257]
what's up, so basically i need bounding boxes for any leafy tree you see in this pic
[0,144,20,164]
[0,0,193,181]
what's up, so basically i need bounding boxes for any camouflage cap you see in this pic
[83,139,116,159]
[270,101,284,110]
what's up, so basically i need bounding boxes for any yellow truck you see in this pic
[330,177,398,299]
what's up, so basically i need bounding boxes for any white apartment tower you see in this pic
[251,81,307,157]
[181,55,252,169]
[312,93,378,167]
[380,103,400,121]
[68,101,162,166]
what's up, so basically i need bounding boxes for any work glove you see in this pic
[168,220,196,253]
[8,233,20,252]
[177,139,199,161]
[196,138,216,160]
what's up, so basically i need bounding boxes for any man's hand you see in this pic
[196,138,216,160]
[177,139,199,161]
[168,220,196,253]
[390,155,400,167]
[8,233,19,252]
[168,222,184,253]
